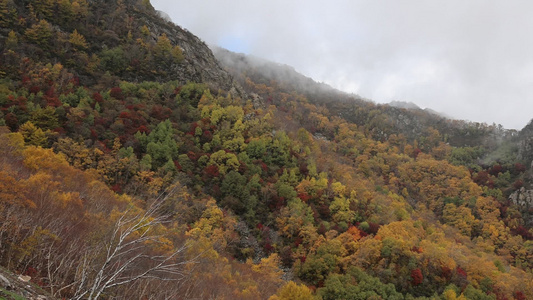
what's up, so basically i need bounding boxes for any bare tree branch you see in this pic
[69,184,195,300]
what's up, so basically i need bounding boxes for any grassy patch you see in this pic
[0,288,26,300]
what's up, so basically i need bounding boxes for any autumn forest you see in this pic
[0,0,532,299]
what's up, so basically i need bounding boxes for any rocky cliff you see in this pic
[137,10,237,93]
[517,120,533,164]
[119,0,240,94]
[0,0,241,97]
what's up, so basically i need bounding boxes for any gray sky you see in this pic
[151,0,533,129]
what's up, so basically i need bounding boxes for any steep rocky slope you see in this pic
[132,8,237,93]
[517,120,533,164]
[0,0,240,95]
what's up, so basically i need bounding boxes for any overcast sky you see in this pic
[151,0,533,129]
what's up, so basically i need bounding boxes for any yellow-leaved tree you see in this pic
[269,281,315,300]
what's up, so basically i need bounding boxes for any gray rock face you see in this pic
[516,119,533,163]
[250,93,265,110]
[518,136,533,164]
[509,187,533,226]
[135,11,239,95]
[91,0,246,97]
[509,187,533,208]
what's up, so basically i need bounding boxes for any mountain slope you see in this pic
[213,47,517,152]
[0,0,237,92]
[1,1,533,299]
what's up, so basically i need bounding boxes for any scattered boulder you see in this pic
[18,275,31,282]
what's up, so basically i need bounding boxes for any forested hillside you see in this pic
[1,0,532,299]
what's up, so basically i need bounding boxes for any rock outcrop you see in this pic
[127,2,241,95]
[509,187,533,226]
[517,120,533,164]
[509,187,533,208]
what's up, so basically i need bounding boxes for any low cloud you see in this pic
[152,0,533,129]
